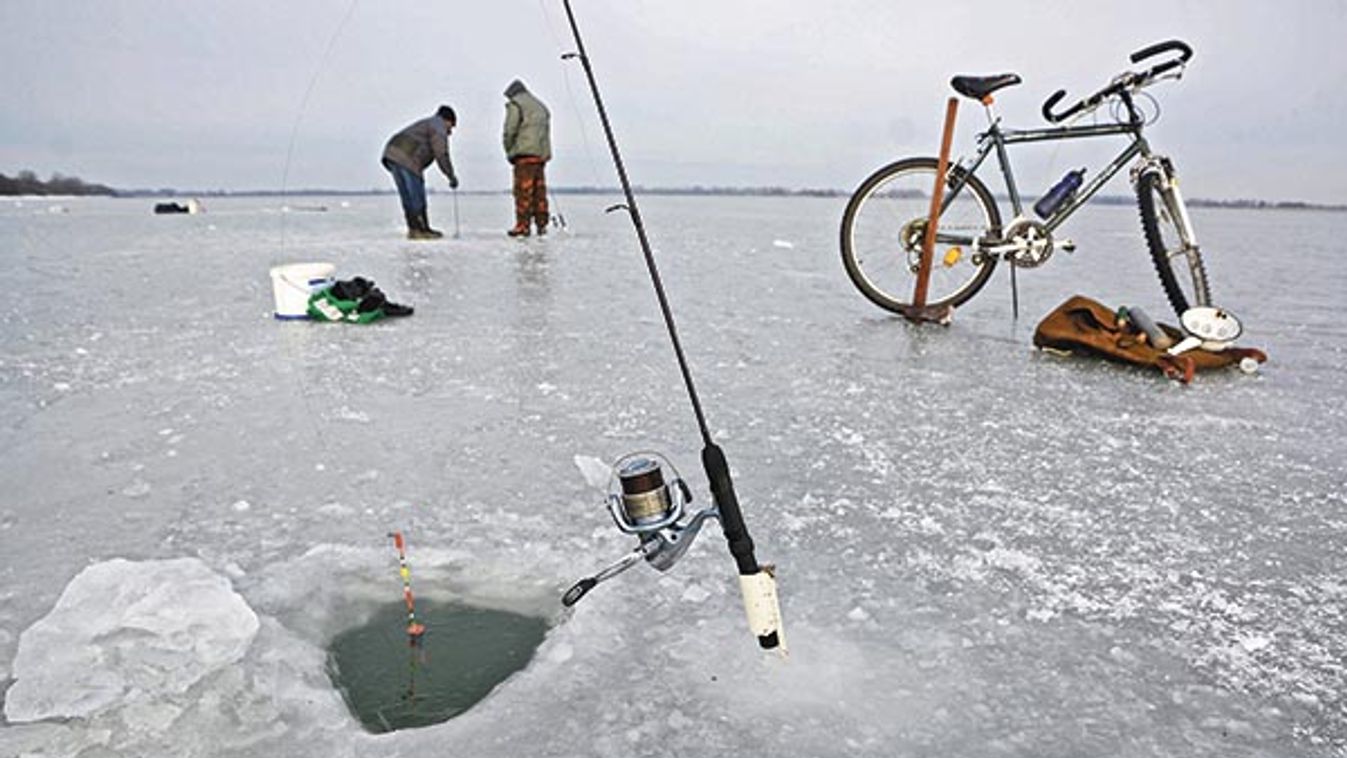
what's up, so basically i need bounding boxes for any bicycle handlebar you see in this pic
[1131,39,1192,78]
[1041,39,1193,123]
[1130,39,1192,67]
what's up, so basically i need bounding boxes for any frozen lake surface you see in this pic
[1,193,1344,756]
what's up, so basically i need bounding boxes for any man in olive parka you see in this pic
[382,105,459,240]
[502,80,552,237]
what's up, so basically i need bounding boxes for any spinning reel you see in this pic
[563,452,720,606]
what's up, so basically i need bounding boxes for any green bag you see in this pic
[307,287,385,324]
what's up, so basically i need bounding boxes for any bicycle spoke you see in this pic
[1138,169,1210,315]
[840,158,1000,311]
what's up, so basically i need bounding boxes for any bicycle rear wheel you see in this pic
[840,157,1001,313]
[1136,169,1210,317]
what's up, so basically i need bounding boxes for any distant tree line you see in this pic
[3,169,1340,210]
[0,170,116,196]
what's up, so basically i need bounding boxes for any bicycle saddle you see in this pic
[950,74,1022,101]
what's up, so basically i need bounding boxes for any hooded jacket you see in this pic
[382,115,456,182]
[502,80,552,162]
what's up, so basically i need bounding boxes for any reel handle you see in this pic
[560,546,646,607]
[562,577,597,607]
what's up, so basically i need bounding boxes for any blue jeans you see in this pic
[384,160,426,213]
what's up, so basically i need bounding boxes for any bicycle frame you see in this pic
[943,103,1155,246]
[839,42,1211,317]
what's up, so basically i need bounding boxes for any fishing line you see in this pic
[270,0,360,447]
[537,0,610,190]
[278,0,360,251]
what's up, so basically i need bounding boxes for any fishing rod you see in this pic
[557,0,785,653]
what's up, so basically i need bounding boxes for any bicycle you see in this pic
[840,40,1209,318]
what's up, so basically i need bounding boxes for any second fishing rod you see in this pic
[557,0,785,653]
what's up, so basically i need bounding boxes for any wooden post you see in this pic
[900,97,959,325]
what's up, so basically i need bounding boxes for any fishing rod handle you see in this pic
[702,444,758,576]
[738,568,786,652]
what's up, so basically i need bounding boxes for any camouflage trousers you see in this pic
[512,159,549,228]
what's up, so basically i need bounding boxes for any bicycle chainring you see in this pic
[1003,218,1055,268]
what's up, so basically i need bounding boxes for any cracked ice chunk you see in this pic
[3,557,259,722]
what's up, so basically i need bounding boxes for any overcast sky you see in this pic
[2,1,1344,203]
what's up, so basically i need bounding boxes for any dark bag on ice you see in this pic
[1032,295,1266,384]
[307,277,414,323]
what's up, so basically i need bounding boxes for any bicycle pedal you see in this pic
[1059,239,1077,253]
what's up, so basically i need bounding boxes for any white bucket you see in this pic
[270,262,336,320]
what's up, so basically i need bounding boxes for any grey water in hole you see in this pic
[326,600,549,733]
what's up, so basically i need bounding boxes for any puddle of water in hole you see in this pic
[326,600,549,733]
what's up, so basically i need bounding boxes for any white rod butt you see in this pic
[739,567,787,657]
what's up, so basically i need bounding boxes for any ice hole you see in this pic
[326,600,549,733]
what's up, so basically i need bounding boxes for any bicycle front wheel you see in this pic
[1136,169,1210,317]
[840,157,1001,313]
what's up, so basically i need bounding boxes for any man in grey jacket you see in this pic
[502,80,552,237]
[381,105,459,240]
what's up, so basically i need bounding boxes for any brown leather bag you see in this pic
[1032,295,1267,384]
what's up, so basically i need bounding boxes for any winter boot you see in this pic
[507,221,530,237]
[404,209,425,240]
[535,217,548,237]
[417,210,444,239]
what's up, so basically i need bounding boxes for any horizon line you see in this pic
[5,183,1344,211]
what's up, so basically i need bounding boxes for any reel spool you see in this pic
[608,453,693,534]
[563,451,718,606]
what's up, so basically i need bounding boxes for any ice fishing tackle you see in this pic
[557,0,786,653]
[562,453,718,606]
[388,531,427,645]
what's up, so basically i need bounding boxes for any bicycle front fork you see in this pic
[1134,155,1199,250]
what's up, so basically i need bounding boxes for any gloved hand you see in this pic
[449,175,459,190]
